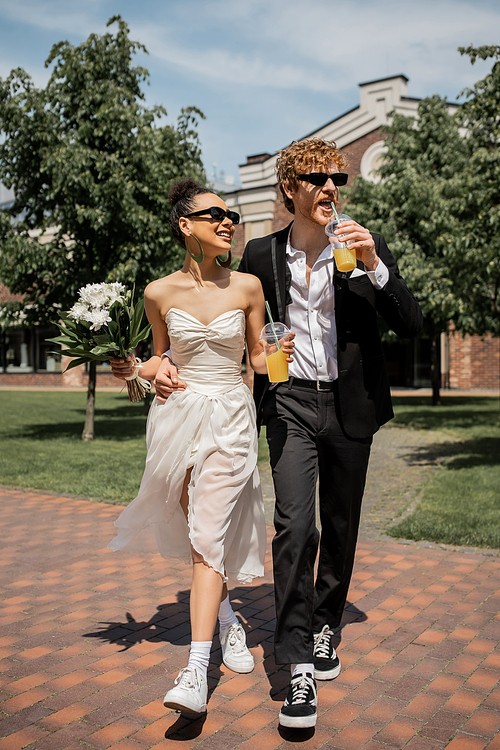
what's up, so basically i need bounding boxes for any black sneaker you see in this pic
[279,672,317,728]
[313,625,341,680]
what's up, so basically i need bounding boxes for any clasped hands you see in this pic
[154,333,296,403]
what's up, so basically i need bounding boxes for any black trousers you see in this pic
[263,381,372,665]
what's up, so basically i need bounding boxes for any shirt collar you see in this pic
[286,225,334,264]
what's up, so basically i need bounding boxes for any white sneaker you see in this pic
[220,621,254,673]
[163,666,207,715]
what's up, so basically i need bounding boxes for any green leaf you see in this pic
[64,357,88,372]
[59,347,94,358]
[129,323,152,349]
[46,335,76,347]
[93,333,114,345]
[90,344,119,356]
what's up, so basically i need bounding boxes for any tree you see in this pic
[346,95,468,404]
[455,45,500,336]
[347,48,500,405]
[0,16,206,438]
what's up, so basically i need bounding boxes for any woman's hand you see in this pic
[110,355,136,381]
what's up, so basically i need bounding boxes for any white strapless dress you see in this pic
[108,308,266,584]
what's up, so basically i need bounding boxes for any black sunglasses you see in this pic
[297,172,348,187]
[185,206,240,225]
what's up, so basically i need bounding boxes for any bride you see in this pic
[109,178,294,716]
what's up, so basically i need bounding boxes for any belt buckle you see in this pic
[317,380,331,392]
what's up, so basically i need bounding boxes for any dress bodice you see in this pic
[166,308,246,396]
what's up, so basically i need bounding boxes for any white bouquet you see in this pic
[48,282,152,402]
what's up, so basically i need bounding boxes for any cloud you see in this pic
[0,0,498,177]
[0,0,97,36]
[2,0,498,97]
[126,0,500,107]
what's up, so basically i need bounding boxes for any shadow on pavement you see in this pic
[83,586,367,743]
[164,711,208,740]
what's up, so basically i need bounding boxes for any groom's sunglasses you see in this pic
[185,206,240,225]
[297,172,349,187]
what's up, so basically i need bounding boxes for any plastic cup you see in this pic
[260,322,290,383]
[325,213,357,272]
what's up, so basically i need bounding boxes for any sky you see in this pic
[0,0,499,187]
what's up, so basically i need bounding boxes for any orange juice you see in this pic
[332,243,356,272]
[266,347,289,382]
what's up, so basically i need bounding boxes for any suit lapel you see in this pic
[271,224,291,324]
[334,264,347,321]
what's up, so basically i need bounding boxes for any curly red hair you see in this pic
[276,138,348,214]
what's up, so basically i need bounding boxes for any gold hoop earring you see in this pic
[185,234,204,263]
[216,250,232,268]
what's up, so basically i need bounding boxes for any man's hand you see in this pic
[154,356,186,403]
[281,331,295,363]
[335,219,379,271]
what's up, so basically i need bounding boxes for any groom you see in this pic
[155,138,423,728]
[237,138,422,728]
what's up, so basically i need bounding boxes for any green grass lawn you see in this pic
[387,396,500,548]
[1,391,499,548]
[0,391,148,503]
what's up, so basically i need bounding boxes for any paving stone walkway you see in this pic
[1,484,500,749]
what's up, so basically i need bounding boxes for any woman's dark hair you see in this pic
[169,178,213,245]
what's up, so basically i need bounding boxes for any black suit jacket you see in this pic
[239,223,423,439]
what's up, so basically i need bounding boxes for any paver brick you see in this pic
[0,704,52,737]
[427,671,465,696]
[401,691,446,720]
[325,719,378,749]
[0,725,50,749]
[374,715,423,747]
[419,709,466,742]
[228,726,282,750]
[319,699,365,729]
[226,705,275,736]
[26,719,95,750]
[37,701,95,730]
[462,706,500,738]
[444,688,485,715]
[464,667,500,693]
[360,695,403,725]
[447,735,489,749]
[2,486,500,750]
[219,689,266,717]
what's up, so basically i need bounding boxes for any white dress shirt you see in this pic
[285,233,389,381]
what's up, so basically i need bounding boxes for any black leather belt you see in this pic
[288,377,335,391]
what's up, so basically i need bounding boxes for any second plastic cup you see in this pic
[260,322,290,383]
[325,213,357,272]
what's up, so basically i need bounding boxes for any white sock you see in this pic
[218,594,238,630]
[187,641,212,678]
[291,662,315,678]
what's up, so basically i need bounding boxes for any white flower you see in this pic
[105,282,126,306]
[77,282,125,311]
[68,301,91,321]
[88,308,112,331]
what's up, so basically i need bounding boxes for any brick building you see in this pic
[225,75,499,391]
